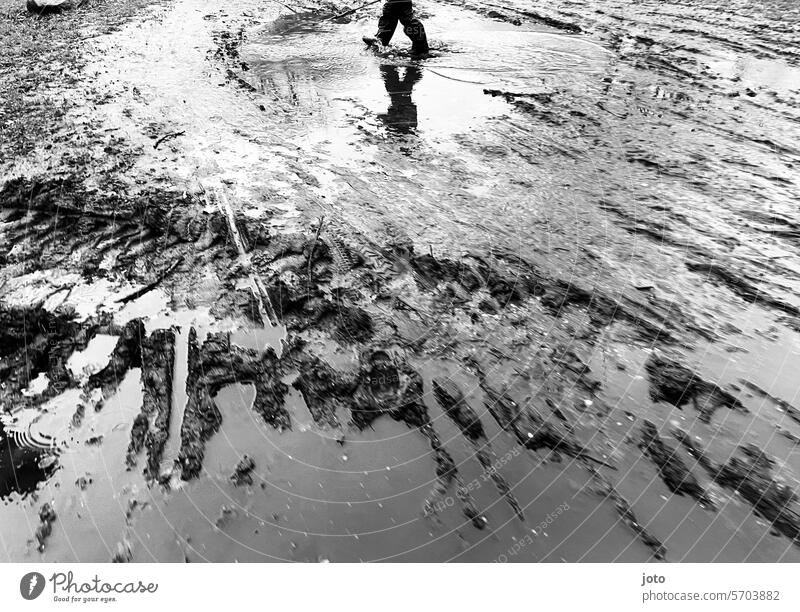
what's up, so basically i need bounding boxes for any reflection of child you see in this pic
[377,65,423,133]
[363,0,429,56]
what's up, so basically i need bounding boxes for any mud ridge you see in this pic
[440,0,581,32]
[686,260,800,319]
[0,177,234,278]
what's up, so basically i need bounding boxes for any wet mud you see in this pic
[638,421,713,508]
[1,0,800,562]
[673,432,800,545]
[645,354,747,423]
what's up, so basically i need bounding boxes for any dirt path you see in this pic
[1,0,800,562]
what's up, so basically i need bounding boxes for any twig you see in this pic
[325,0,382,21]
[153,131,185,150]
[115,257,184,304]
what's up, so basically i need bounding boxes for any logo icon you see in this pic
[20,572,46,601]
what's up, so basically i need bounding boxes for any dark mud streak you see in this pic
[177,328,222,480]
[340,350,488,528]
[474,367,669,559]
[645,354,747,423]
[321,218,708,354]
[599,198,691,251]
[473,362,611,467]
[250,348,290,431]
[674,434,800,546]
[588,465,668,561]
[359,235,710,346]
[638,421,714,508]
[432,377,524,521]
[432,378,486,442]
[262,234,374,343]
[141,329,176,479]
[349,350,420,429]
[717,449,800,547]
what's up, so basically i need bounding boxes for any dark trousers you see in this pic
[376,0,429,53]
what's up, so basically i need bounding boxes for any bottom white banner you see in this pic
[0,564,796,611]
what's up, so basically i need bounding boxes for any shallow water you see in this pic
[2,0,800,562]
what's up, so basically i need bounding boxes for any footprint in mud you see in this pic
[364,349,400,401]
[350,349,414,428]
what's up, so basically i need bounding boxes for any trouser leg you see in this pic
[376,0,401,46]
[398,4,429,53]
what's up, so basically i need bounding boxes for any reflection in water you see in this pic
[377,64,422,134]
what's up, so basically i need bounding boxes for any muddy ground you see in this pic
[1,0,799,562]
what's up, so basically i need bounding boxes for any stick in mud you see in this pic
[326,0,383,22]
[153,130,186,150]
[115,257,184,304]
[203,186,281,327]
